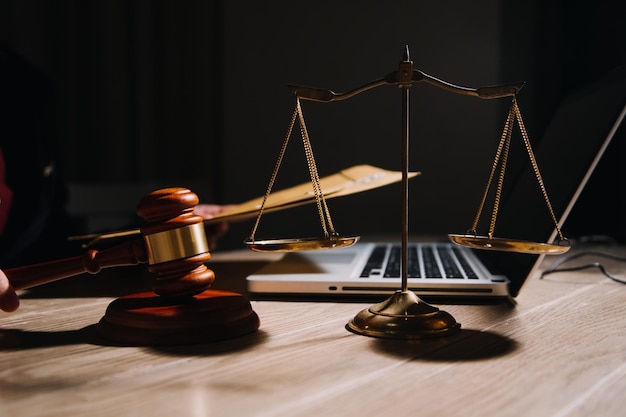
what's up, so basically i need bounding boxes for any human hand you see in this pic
[194,204,236,249]
[0,268,19,312]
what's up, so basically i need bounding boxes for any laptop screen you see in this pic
[476,66,626,296]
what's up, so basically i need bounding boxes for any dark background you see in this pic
[0,0,624,255]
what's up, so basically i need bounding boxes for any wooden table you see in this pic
[1,244,625,417]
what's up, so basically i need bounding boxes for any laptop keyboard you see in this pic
[360,244,479,279]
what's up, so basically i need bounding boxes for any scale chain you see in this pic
[469,100,516,235]
[489,105,514,239]
[467,98,565,244]
[295,99,337,238]
[514,101,565,242]
[248,98,338,242]
[247,103,299,242]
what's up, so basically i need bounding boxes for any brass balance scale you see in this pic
[245,46,570,339]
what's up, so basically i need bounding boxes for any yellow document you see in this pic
[73,165,419,246]
[210,164,420,223]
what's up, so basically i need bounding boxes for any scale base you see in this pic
[346,290,460,339]
[97,289,260,346]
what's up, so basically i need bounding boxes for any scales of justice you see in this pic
[245,45,570,339]
[0,46,570,344]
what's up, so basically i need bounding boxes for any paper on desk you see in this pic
[206,164,420,223]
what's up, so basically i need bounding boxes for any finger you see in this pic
[0,271,19,312]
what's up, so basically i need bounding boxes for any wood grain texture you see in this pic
[0,246,625,417]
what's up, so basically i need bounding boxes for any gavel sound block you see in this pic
[5,188,260,345]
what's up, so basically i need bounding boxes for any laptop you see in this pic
[246,67,626,301]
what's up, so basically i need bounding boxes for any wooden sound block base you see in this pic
[97,289,260,346]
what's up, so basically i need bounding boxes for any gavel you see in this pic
[3,187,260,345]
[5,187,214,296]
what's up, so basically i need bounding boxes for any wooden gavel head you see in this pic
[136,187,215,298]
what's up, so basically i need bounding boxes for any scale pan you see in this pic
[448,234,570,255]
[245,235,360,252]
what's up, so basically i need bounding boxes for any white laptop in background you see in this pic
[247,68,626,301]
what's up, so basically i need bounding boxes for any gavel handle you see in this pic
[4,239,148,291]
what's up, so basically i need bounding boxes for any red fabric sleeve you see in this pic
[0,147,13,236]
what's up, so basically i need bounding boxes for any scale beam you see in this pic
[289,70,524,103]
